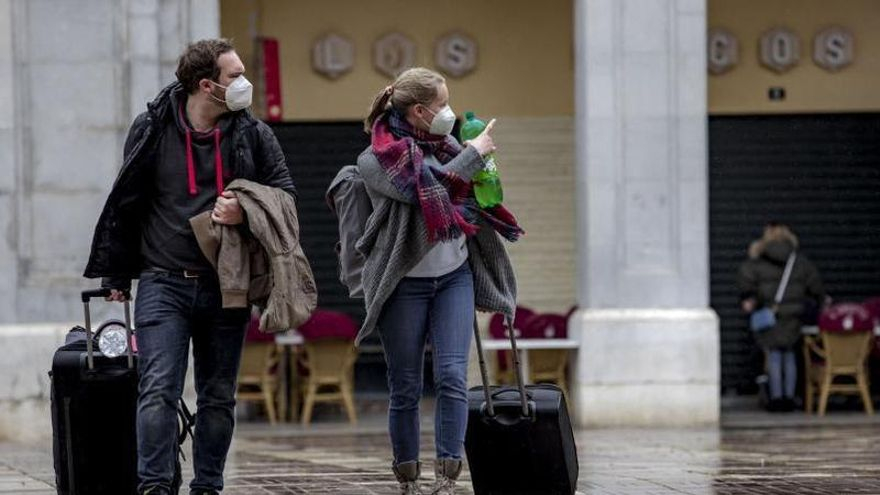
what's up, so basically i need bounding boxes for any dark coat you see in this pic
[83,82,296,288]
[737,240,825,349]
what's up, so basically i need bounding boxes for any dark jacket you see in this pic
[737,240,825,349]
[83,82,296,287]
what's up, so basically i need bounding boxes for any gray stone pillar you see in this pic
[0,1,219,441]
[0,0,18,320]
[572,0,719,426]
[0,0,219,324]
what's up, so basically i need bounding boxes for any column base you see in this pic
[571,308,720,427]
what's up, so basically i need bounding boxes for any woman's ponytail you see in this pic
[364,86,394,134]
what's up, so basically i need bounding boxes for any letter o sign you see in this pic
[760,27,800,73]
[374,32,416,78]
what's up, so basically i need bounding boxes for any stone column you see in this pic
[0,0,18,319]
[0,0,219,324]
[0,0,219,441]
[572,0,719,426]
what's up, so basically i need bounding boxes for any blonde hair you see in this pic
[364,67,446,134]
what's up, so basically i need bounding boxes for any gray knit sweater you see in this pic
[354,145,518,345]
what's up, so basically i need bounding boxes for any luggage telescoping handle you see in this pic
[472,316,495,416]
[505,316,531,417]
[472,314,530,418]
[81,289,134,371]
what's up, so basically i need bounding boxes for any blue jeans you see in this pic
[135,270,249,493]
[378,262,475,465]
[768,348,797,400]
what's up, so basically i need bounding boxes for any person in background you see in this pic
[738,222,827,412]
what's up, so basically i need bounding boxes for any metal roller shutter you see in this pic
[270,123,394,392]
[710,114,880,393]
[271,122,370,327]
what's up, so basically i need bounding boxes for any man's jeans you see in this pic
[135,270,248,493]
[377,262,475,465]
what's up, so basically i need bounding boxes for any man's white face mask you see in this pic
[210,75,253,111]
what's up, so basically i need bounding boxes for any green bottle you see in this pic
[459,111,503,209]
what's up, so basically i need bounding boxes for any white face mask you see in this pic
[422,104,456,136]
[210,76,253,111]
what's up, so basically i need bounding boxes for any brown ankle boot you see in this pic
[430,459,462,494]
[393,461,423,494]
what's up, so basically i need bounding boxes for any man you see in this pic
[84,39,296,495]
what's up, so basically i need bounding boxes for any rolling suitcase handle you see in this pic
[472,314,530,418]
[81,289,134,371]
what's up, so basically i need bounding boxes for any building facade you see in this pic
[2,0,879,440]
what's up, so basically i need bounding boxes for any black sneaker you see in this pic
[190,491,220,495]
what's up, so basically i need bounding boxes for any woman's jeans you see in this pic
[378,262,475,465]
[134,270,249,493]
[768,348,797,399]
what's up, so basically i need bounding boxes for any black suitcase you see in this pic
[50,289,138,494]
[465,316,579,495]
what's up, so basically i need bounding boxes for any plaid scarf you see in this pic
[371,109,524,243]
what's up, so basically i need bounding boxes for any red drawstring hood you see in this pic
[213,128,224,195]
[184,126,196,195]
[180,103,225,197]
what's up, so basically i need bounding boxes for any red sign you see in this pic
[259,38,283,121]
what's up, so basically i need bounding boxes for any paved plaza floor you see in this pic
[2,399,879,494]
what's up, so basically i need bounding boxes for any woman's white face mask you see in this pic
[421,104,456,136]
[210,75,253,111]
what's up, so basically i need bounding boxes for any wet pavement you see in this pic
[2,399,879,494]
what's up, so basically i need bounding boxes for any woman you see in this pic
[738,223,826,412]
[355,67,523,494]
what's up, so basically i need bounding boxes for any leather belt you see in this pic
[145,268,211,279]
